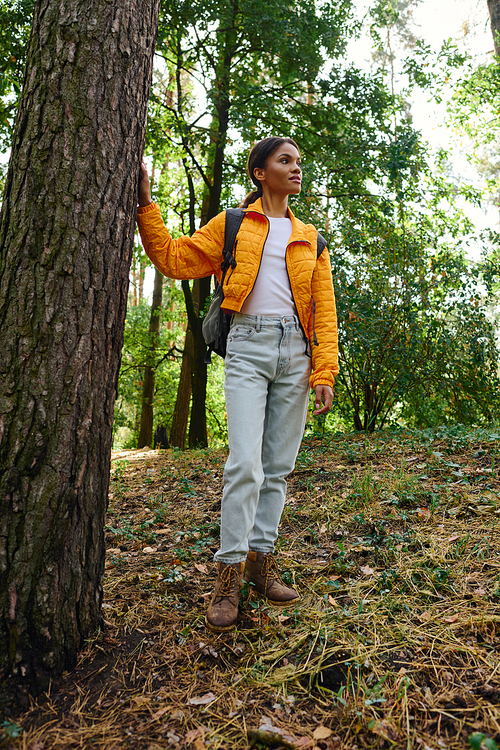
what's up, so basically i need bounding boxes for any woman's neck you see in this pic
[261,192,289,218]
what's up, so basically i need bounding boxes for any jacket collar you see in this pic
[243,198,311,245]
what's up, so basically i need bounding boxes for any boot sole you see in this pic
[248,589,301,607]
[205,616,237,633]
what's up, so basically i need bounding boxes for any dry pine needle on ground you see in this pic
[2,426,500,750]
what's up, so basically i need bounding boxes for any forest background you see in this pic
[120,0,500,448]
[1,0,500,451]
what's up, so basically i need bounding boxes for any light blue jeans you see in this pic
[215,313,312,563]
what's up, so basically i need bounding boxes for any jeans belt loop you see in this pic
[256,315,261,332]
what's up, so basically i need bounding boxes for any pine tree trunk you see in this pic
[488,0,500,55]
[137,267,164,448]
[0,0,160,694]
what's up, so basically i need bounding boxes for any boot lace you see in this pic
[218,565,239,598]
[261,553,284,592]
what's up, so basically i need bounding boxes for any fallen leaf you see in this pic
[132,695,151,706]
[277,614,290,623]
[419,610,432,622]
[185,728,206,746]
[272,663,297,680]
[416,507,430,518]
[313,725,332,740]
[318,524,328,535]
[327,595,339,606]
[482,490,499,503]
[188,692,216,706]
[369,720,399,742]
[360,565,375,576]
[443,614,459,623]
[447,534,460,542]
[475,587,487,596]
[294,737,314,748]
[150,706,169,721]
[142,546,156,554]
[194,563,209,574]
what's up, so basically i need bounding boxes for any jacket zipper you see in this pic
[311,268,318,346]
[238,216,270,305]
[285,241,313,347]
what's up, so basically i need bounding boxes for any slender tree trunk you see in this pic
[138,257,146,302]
[188,276,210,448]
[183,6,238,447]
[169,330,193,449]
[488,0,500,55]
[137,267,163,448]
[0,0,160,694]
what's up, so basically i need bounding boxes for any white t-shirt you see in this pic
[240,217,295,316]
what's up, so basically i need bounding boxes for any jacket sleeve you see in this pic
[308,246,339,389]
[136,202,225,280]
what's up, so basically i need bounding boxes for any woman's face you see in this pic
[253,143,302,198]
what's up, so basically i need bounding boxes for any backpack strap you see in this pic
[222,208,245,273]
[316,231,327,259]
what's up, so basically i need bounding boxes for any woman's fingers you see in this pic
[138,161,152,207]
[313,385,333,415]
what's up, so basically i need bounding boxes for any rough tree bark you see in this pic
[137,267,163,448]
[488,0,500,55]
[0,0,160,694]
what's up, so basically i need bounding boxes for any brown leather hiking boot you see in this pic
[205,561,244,632]
[244,551,300,606]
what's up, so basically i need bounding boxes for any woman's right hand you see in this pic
[138,161,153,207]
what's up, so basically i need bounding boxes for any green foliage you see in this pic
[327,122,500,432]
[0,0,34,150]
[114,288,184,448]
[469,733,499,750]
[1,720,22,739]
[154,0,391,216]
[448,61,500,219]
[114,271,228,448]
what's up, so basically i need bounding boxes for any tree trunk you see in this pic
[137,267,163,448]
[488,0,500,55]
[169,330,193,449]
[0,0,160,694]
[188,276,211,448]
[183,12,237,447]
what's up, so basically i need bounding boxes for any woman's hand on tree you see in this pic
[138,161,152,207]
[313,384,333,415]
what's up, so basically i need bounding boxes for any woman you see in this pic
[136,137,338,632]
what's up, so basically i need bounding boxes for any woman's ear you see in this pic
[253,167,265,183]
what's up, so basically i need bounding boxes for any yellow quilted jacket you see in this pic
[136,198,339,388]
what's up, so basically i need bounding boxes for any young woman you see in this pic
[136,137,338,632]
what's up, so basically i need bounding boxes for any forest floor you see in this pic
[3,426,500,750]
